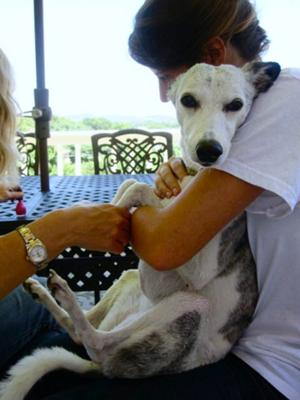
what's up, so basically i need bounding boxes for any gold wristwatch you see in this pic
[17,225,49,271]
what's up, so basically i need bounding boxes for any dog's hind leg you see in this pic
[93,290,209,377]
[85,269,140,330]
[50,271,208,371]
[23,277,81,344]
[47,269,208,377]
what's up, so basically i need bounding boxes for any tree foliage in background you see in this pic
[17,115,178,133]
[17,117,34,133]
[16,115,179,176]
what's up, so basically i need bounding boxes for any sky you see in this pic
[0,0,299,119]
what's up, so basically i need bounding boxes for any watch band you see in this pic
[17,225,49,271]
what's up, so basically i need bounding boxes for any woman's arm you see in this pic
[0,204,130,299]
[131,168,262,270]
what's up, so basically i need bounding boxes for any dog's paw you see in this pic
[116,182,162,209]
[23,277,49,301]
[112,179,137,205]
[47,269,77,311]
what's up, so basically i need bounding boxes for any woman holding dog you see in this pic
[126,0,299,399]
[1,0,299,398]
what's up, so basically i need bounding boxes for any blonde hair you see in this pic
[0,49,19,187]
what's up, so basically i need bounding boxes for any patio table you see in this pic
[0,174,155,302]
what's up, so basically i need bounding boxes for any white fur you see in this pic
[168,62,279,170]
[0,348,98,400]
[0,62,280,399]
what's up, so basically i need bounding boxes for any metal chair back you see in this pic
[16,132,39,176]
[91,129,173,174]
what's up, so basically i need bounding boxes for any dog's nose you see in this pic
[195,140,223,166]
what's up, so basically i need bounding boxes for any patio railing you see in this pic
[23,129,181,176]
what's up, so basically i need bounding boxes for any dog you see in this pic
[0,61,281,400]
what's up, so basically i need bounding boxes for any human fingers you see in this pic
[0,186,24,202]
[154,174,174,199]
[7,190,24,201]
[103,222,131,254]
[97,205,131,252]
[12,185,23,192]
[168,157,188,181]
[116,206,131,221]
[113,228,131,253]
[113,207,133,251]
[155,160,185,198]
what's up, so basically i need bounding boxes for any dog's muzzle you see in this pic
[195,140,223,166]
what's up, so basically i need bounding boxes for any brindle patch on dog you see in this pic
[161,310,201,374]
[217,213,258,343]
[104,311,201,378]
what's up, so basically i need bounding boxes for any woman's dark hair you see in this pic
[128,0,270,69]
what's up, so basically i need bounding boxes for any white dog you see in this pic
[0,61,281,400]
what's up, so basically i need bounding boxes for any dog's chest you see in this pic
[176,233,222,290]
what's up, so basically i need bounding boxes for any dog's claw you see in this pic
[23,278,44,301]
[46,270,76,311]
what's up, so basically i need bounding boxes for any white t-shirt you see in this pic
[215,68,300,399]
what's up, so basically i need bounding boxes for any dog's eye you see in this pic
[181,94,199,108]
[224,98,244,112]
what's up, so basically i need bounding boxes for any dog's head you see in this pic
[168,61,281,170]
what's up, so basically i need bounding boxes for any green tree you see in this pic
[17,117,35,133]
[50,116,85,131]
[82,117,113,130]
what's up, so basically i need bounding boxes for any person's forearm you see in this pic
[0,209,71,299]
[131,169,262,270]
[0,203,131,299]
[0,230,36,298]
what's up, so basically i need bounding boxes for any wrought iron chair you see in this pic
[16,132,39,176]
[40,245,140,305]
[91,129,173,174]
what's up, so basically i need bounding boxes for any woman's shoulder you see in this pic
[269,67,300,95]
[280,67,300,81]
[248,66,300,115]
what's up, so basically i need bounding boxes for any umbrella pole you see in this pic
[33,0,51,192]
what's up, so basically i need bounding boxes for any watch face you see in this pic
[29,245,47,263]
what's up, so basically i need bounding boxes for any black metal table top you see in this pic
[0,174,154,233]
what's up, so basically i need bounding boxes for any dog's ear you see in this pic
[242,61,281,94]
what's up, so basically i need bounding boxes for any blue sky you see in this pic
[1,0,299,118]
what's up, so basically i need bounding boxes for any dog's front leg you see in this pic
[114,181,162,209]
[85,269,140,330]
[111,179,137,205]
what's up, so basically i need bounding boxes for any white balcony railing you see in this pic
[46,129,180,176]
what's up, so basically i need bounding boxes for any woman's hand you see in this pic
[62,203,131,254]
[154,156,188,198]
[0,185,23,202]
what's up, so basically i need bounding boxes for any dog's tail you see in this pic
[0,347,99,400]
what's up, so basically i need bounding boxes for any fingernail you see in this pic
[172,188,179,195]
[166,191,172,198]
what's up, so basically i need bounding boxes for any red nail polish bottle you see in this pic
[16,199,27,216]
